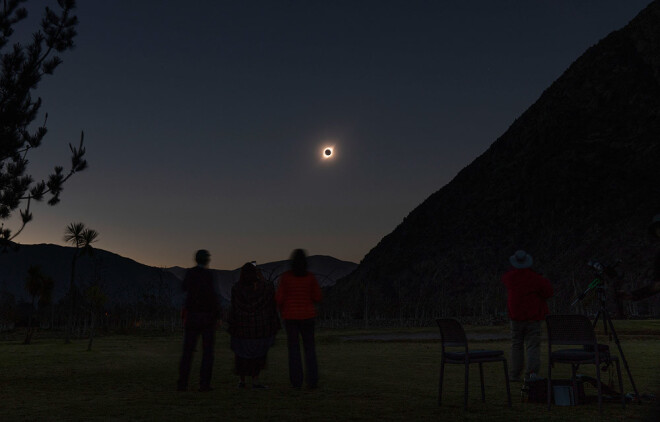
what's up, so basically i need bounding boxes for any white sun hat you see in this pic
[510,250,533,269]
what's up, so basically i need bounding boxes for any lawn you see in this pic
[1,321,658,421]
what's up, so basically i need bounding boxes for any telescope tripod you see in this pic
[592,287,640,401]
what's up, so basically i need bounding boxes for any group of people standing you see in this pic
[176,215,660,392]
[176,248,321,392]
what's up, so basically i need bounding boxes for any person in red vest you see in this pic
[501,250,553,382]
[276,249,322,389]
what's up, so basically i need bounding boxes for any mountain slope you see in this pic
[0,244,181,306]
[326,1,660,320]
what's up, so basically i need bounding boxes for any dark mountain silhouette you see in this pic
[0,244,356,308]
[325,1,660,321]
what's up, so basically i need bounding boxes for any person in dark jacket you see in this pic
[275,249,322,389]
[228,263,280,389]
[177,249,220,392]
[501,250,553,382]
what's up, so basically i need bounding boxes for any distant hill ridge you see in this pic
[167,255,357,306]
[0,244,357,306]
[325,0,660,320]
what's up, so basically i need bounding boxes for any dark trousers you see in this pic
[285,318,318,388]
[510,320,541,380]
[178,322,215,389]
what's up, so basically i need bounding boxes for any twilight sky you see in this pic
[8,0,652,269]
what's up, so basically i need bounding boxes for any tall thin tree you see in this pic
[63,222,98,343]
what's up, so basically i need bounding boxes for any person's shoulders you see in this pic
[277,271,292,289]
[502,267,518,279]
[523,269,551,286]
[515,267,540,276]
[186,266,203,275]
[527,268,548,280]
[502,268,542,281]
[186,266,213,282]
[279,270,294,281]
[279,271,317,282]
[184,266,198,280]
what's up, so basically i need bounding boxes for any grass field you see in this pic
[1,321,659,421]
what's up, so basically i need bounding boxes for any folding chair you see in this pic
[545,314,625,414]
[436,318,512,410]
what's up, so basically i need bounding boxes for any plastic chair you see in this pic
[545,314,625,414]
[436,318,512,410]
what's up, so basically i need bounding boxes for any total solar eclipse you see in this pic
[323,147,334,159]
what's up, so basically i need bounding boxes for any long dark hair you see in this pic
[232,262,268,311]
[290,249,308,277]
[239,262,258,284]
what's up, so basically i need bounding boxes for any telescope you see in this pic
[571,276,603,306]
[587,260,604,274]
[571,259,616,306]
[570,258,639,400]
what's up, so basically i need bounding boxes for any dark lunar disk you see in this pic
[325,149,332,156]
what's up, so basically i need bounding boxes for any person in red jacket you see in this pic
[501,250,553,382]
[276,249,322,389]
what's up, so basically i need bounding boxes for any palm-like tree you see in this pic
[63,222,99,343]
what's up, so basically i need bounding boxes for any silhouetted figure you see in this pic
[619,214,660,301]
[501,250,553,382]
[276,249,322,389]
[177,249,220,392]
[228,263,280,389]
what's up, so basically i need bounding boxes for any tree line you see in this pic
[318,263,660,328]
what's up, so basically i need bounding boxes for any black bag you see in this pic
[522,378,547,403]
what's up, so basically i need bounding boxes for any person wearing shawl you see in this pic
[228,262,280,389]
